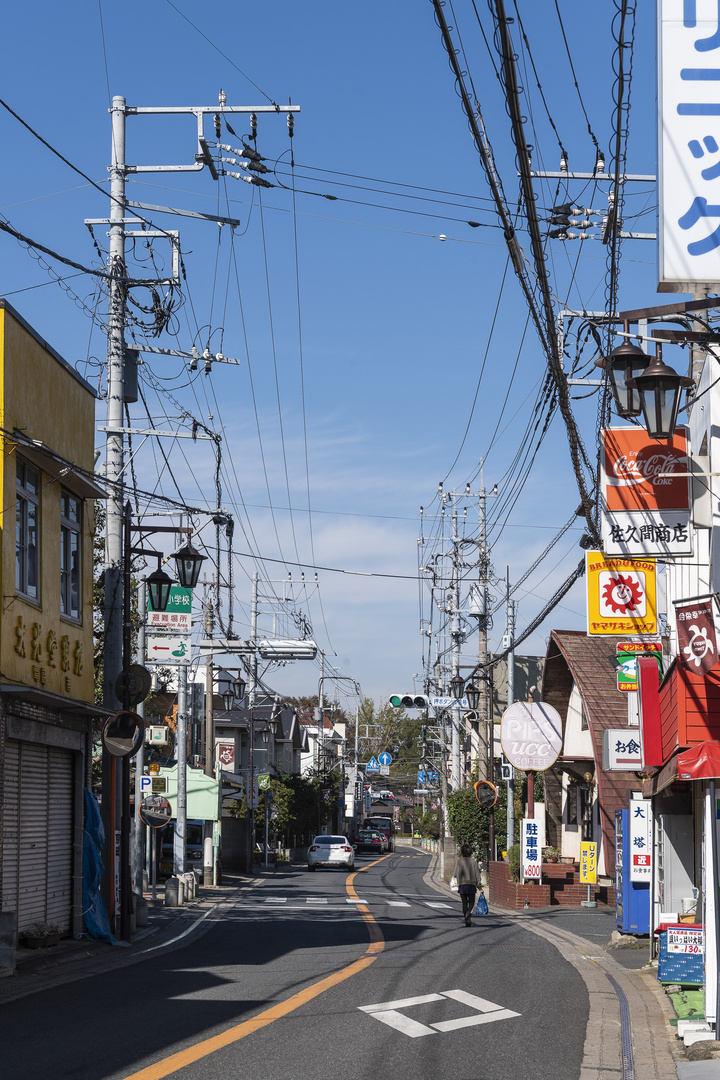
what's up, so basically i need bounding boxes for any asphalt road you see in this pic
[2,851,589,1080]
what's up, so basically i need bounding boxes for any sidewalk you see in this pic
[0,872,259,1005]
[423,853,691,1079]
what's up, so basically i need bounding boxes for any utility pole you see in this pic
[250,572,259,707]
[476,464,491,785]
[506,567,516,853]
[173,658,188,877]
[450,503,462,791]
[131,579,147,897]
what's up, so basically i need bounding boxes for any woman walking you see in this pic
[453,843,483,927]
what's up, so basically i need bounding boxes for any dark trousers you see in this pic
[460,886,476,916]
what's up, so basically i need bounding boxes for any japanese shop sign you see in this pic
[521,817,545,883]
[147,585,192,630]
[628,799,652,881]
[602,729,643,771]
[500,701,563,772]
[601,427,691,557]
[216,743,235,767]
[586,552,658,636]
[615,640,663,692]
[667,926,704,954]
[674,595,719,675]
[658,0,720,288]
[580,842,598,885]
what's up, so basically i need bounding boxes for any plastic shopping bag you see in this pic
[475,891,488,915]
[449,876,459,892]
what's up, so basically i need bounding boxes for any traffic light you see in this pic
[389,694,429,709]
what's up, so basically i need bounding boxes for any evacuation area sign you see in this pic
[586,551,657,637]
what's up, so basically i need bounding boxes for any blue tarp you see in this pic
[82,789,116,945]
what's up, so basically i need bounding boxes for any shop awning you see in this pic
[677,741,720,780]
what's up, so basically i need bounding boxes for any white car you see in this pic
[307,835,355,871]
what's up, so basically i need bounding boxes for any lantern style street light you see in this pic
[146,566,173,613]
[232,675,247,702]
[464,683,481,711]
[222,688,235,712]
[627,346,694,440]
[450,672,465,702]
[596,321,650,418]
[173,541,206,589]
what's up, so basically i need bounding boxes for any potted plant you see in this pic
[23,920,62,948]
[542,846,561,863]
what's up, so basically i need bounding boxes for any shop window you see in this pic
[60,490,81,620]
[566,783,578,826]
[16,459,39,601]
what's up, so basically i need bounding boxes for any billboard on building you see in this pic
[658,0,720,289]
[601,426,691,557]
[586,551,658,636]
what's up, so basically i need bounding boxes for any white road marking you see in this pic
[306,897,328,904]
[263,897,287,904]
[425,902,452,909]
[387,901,411,907]
[346,898,368,904]
[359,989,521,1038]
[360,993,444,1012]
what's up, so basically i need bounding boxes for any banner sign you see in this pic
[667,926,703,955]
[658,0,720,288]
[521,817,546,883]
[601,427,691,556]
[628,799,652,881]
[586,552,658,636]
[580,842,598,885]
[216,742,235,768]
[675,596,719,675]
[616,640,663,692]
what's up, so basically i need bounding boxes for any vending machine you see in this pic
[615,808,651,934]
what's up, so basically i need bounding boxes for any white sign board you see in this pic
[628,799,652,881]
[431,696,468,709]
[601,509,693,558]
[146,636,191,663]
[501,702,563,772]
[520,817,545,883]
[147,585,192,630]
[667,926,703,954]
[658,0,720,288]
[602,729,643,771]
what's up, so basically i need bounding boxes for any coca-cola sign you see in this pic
[603,427,689,511]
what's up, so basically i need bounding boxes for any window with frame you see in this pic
[60,490,81,620]
[16,459,39,601]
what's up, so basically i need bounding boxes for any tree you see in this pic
[347,698,425,797]
[447,784,508,859]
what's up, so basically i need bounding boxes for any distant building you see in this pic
[0,302,105,941]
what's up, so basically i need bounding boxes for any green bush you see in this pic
[508,843,521,883]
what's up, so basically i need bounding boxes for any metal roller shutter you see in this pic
[2,739,73,932]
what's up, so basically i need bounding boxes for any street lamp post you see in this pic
[116,503,205,939]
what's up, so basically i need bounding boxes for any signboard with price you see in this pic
[666,927,703,955]
[520,817,545,883]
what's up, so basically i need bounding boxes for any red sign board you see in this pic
[603,426,689,512]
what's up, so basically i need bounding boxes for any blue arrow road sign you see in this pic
[378,751,393,766]
[366,756,380,773]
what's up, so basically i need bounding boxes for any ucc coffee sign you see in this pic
[501,701,563,772]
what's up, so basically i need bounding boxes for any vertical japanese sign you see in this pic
[601,427,691,557]
[521,817,545,883]
[658,0,720,288]
[580,842,598,885]
[675,596,719,675]
[586,551,658,636]
[628,799,652,881]
[615,640,663,692]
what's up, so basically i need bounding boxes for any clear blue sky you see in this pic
[0,2,665,708]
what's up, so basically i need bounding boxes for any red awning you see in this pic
[677,741,720,780]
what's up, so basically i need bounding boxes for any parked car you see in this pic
[354,830,385,855]
[307,835,355,871]
[159,819,205,879]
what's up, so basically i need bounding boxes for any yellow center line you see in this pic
[122,855,390,1080]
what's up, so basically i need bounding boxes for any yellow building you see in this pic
[0,301,105,947]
